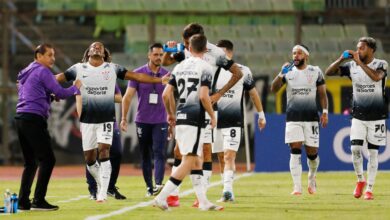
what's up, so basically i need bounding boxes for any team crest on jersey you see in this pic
[306,74,314,84]
[101,70,110,80]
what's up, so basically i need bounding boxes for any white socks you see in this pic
[169,165,180,196]
[156,179,180,202]
[87,161,101,194]
[307,156,320,180]
[223,170,234,194]
[202,170,212,193]
[290,153,302,191]
[367,149,378,192]
[351,145,364,182]
[190,172,209,208]
[98,160,112,200]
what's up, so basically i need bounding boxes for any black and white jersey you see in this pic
[216,64,255,128]
[184,42,234,93]
[281,65,325,122]
[64,62,127,123]
[340,58,388,120]
[169,57,213,126]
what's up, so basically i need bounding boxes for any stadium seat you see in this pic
[214,25,238,40]
[120,0,143,10]
[250,0,273,11]
[292,0,305,10]
[231,16,255,25]
[141,0,165,11]
[317,39,340,53]
[161,0,187,11]
[236,25,261,38]
[251,39,274,54]
[94,0,122,37]
[272,0,295,11]
[303,0,325,11]
[183,0,209,11]
[259,25,282,39]
[229,0,251,11]
[279,25,295,39]
[376,39,385,53]
[344,24,368,38]
[209,16,231,25]
[208,0,230,11]
[125,41,150,54]
[302,39,318,52]
[273,39,295,54]
[165,15,188,25]
[302,25,324,41]
[126,25,149,42]
[245,53,269,76]
[156,25,174,43]
[267,53,290,73]
[323,25,345,39]
[188,15,210,25]
[111,52,133,69]
[36,0,66,23]
[233,40,253,53]
[338,39,358,51]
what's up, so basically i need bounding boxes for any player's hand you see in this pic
[320,113,328,128]
[280,62,291,74]
[167,113,176,127]
[258,118,266,131]
[210,92,222,105]
[167,125,175,140]
[161,72,170,85]
[166,41,177,48]
[350,50,362,65]
[120,120,128,132]
[209,116,217,129]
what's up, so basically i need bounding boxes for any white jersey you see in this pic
[169,57,213,126]
[216,63,255,128]
[184,42,233,93]
[340,58,388,120]
[64,62,127,123]
[281,65,325,122]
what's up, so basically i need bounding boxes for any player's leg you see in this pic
[81,123,101,201]
[364,120,386,200]
[286,122,304,195]
[213,128,225,188]
[303,122,320,194]
[107,128,126,200]
[350,118,366,198]
[167,143,182,207]
[136,123,154,196]
[85,166,97,200]
[202,143,213,193]
[96,122,114,202]
[152,123,168,195]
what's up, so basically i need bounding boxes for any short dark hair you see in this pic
[34,43,53,59]
[182,23,204,40]
[190,34,207,53]
[359,37,376,52]
[149,43,163,52]
[216,39,234,51]
[81,47,111,62]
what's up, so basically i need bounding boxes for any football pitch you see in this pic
[1,171,390,220]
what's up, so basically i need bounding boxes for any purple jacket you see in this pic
[16,61,78,118]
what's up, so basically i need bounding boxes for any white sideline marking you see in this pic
[85,172,254,220]
[56,195,89,203]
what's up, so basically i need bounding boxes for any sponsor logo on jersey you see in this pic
[101,70,110,80]
[177,113,187,120]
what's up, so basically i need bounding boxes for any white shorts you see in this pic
[350,118,387,146]
[202,111,218,143]
[212,127,241,153]
[80,122,114,151]
[175,125,204,156]
[285,121,320,147]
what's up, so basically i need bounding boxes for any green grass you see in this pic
[1,172,390,220]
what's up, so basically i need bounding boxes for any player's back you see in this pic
[172,57,213,126]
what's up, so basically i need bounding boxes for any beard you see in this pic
[294,59,305,67]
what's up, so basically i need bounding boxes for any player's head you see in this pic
[357,37,376,62]
[189,34,207,54]
[182,23,204,49]
[87,42,105,60]
[148,43,164,67]
[292,44,309,67]
[216,39,234,59]
[34,43,55,68]
[82,46,111,62]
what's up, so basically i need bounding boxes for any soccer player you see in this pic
[271,44,328,195]
[162,23,243,207]
[325,37,387,200]
[55,42,168,202]
[213,39,266,202]
[154,34,223,211]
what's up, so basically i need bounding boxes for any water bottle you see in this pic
[343,51,353,59]
[282,61,294,74]
[11,193,18,213]
[163,43,184,53]
[3,189,11,213]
